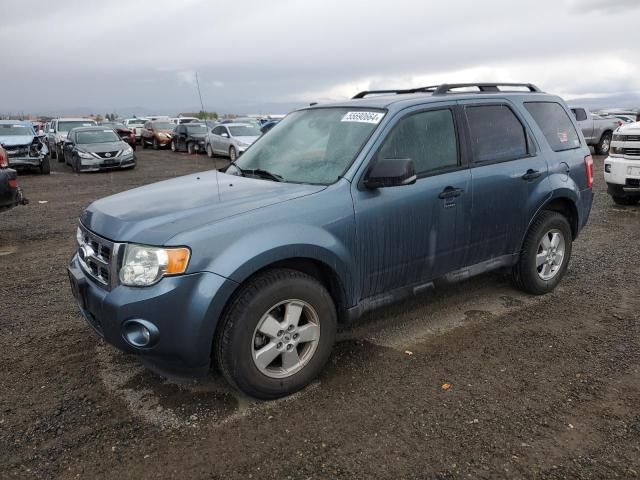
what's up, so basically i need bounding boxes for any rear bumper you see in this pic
[68,254,238,377]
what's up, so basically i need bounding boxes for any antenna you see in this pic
[195,72,205,113]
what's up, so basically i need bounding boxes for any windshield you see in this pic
[229,125,261,137]
[152,122,174,130]
[76,130,121,144]
[103,122,126,129]
[186,124,207,134]
[229,108,384,184]
[59,121,95,132]
[127,119,146,126]
[0,124,34,136]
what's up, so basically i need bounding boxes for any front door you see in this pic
[459,100,550,266]
[352,105,471,300]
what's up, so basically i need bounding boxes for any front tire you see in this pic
[612,195,639,206]
[206,143,213,158]
[187,142,195,154]
[153,138,159,150]
[141,137,147,149]
[170,140,176,152]
[215,269,337,400]
[511,211,572,295]
[596,132,612,155]
[56,146,64,163]
[229,146,237,161]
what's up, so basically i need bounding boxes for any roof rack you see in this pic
[352,83,542,99]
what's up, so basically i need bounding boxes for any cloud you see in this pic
[0,0,638,115]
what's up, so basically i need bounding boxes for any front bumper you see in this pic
[7,155,44,168]
[604,155,640,197]
[78,153,136,172]
[68,254,237,377]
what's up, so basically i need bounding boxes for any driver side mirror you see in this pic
[364,158,416,189]
[49,128,55,133]
[221,132,229,138]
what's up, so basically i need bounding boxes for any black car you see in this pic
[170,123,208,154]
[0,146,27,212]
[63,127,136,173]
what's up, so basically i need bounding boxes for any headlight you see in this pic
[121,146,133,156]
[119,244,190,287]
[78,151,94,159]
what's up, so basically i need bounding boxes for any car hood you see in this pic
[81,170,326,245]
[77,141,127,153]
[617,121,640,134]
[0,135,35,146]
[235,135,259,144]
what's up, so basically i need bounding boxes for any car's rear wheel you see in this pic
[596,132,612,155]
[612,195,639,206]
[215,268,337,400]
[39,156,50,175]
[512,211,572,295]
[229,146,237,161]
[206,144,213,158]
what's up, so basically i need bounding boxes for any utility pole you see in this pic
[195,72,205,114]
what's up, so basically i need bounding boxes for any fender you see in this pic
[202,222,357,308]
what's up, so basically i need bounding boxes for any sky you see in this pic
[1,0,640,116]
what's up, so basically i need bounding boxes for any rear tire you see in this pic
[595,132,612,155]
[511,211,572,295]
[39,156,50,175]
[215,268,337,400]
[612,195,639,206]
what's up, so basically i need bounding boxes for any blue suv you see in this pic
[68,83,594,399]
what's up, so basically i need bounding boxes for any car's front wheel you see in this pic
[187,142,195,154]
[153,138,159,150]
[170,140,176,152]
[215,269,337,400]
[39,156,50,175]
[229,146,237,161]
[596,132,612,155]
[206,143,213,158]
[512,211,572,295]
[141,137,147,149]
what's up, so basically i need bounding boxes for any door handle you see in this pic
[522,169,542,181]
[438,187,464,199]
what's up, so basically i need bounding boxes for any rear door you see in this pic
[459,100,549,266]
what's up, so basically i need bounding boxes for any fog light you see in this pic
[605,164,611,173]
[123,319,159,348]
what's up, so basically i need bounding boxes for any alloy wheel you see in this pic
[536,229,565,280]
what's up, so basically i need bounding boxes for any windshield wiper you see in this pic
[235,166,283,182]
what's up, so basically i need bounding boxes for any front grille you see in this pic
[626,179,640,187]
[77,223,118,289]
[623,135,640,142]
[5,146,29,157]
[96,151,120,159]
[623,148,640,156]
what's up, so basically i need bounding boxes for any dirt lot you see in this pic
[1,149,639,479]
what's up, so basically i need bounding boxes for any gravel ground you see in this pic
[0,150,638,479]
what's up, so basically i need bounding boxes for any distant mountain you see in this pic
[565,92,640,112]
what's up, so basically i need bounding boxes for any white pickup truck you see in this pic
[570,106,621,155]
[604,121,640,205]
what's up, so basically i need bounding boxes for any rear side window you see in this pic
[465,105,528,163]
[378,109,458,175]
[571,108,587,122]
[526,102,581,152]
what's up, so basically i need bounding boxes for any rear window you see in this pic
[465,105,529,163]
[526,102,581,152]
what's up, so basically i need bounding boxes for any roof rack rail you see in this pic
[352,83,542,99]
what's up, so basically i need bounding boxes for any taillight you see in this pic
[584,154,594,188]
[0,150,7,168]
[8,178,17,189]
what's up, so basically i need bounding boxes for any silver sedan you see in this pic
[205,123,261,161]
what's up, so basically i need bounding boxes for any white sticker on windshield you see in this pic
[103,130,113,132]
[341,111,384,124]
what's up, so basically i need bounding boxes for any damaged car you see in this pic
[0,121,50,174]
[0,145,28,212]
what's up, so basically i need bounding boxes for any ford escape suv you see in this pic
[68,83,593,399]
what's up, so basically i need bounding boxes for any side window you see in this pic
[213,126,222,135]
[571,108,587,122]
[465,105,529,163]
[377,109,458,175]
[223,127,230,137]
[525,102,581,152]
